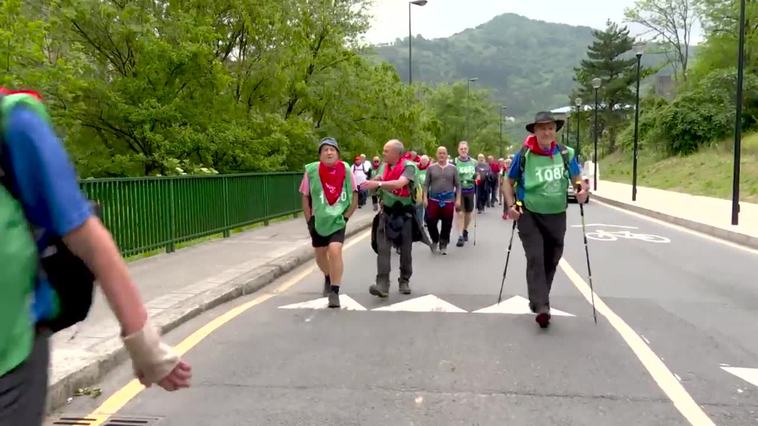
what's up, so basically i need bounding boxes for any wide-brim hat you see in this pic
[525,111,565,134]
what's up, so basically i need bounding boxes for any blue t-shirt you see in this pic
[1,106,92,321]
[507,145,582,201]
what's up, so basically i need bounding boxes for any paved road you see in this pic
[50,201,758,425]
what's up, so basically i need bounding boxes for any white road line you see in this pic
[559,258,715,426]
[591,199,758,256]
[641,335,651,345]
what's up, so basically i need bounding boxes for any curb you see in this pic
[47,214,374,413]
[592,194,758,250]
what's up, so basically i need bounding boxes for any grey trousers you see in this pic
[376,213,413,286]
[0,331,50,426]
[518,209,567,312]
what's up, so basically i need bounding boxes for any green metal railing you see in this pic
[80,173,302,257]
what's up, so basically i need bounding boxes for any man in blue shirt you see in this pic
[0,90,192,425]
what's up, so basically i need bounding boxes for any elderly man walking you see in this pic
[502,112,588,328]
[423,146,461,255]
[362,140,429,297]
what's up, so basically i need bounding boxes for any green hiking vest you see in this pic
[305,161,353,236]
[0,93,44,376]
[454,157,476,190]
[377,160,416,208]
[519,146,576,214]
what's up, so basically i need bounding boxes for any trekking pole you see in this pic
[497,215,519,304]
[474,207,478,246]
[577,187,598,324]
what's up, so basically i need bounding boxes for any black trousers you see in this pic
[0,332,49,426]
[517,209,567,312]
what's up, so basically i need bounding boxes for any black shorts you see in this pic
[459,192,475,213]
[0,332,49,426]
[308,217,346,248]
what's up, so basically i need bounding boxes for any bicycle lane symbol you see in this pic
[570,224,671,244]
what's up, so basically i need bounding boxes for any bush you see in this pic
[658,68,758,155]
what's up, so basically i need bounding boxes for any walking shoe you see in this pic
[439,244,448,255]
[535,306,551,328]
[369,282,389,298]
[456,236,465,247]
[399,280,411,295]
[463,230,469,242]
[323,276,331,297]
[328,292,341,308]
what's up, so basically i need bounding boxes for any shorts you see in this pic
[0,331,49,426]
[308,217,346,248]
[458,192,475,213]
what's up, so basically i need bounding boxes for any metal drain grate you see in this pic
[50,416,161,426]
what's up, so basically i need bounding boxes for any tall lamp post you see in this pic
[632,44,643,202]
[466,77,478,140]
[499,105,507,157]
[407,0,428,84]
[732,0,746,225]
[575,97,582,158]
[592,77,602,191]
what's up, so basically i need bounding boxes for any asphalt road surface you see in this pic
[50,200,758,426]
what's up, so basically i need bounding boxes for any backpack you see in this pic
[0,91,96,333]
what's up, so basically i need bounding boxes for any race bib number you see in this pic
[535,166,564,183]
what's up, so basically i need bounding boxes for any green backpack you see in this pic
[0,93,96,340]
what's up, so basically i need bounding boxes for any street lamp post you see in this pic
[632,45,643,202]
[408,0,428,85]
[466,77,478,140]
[732,0,746,225]
[592,78,602,191]
[575,97,582,158]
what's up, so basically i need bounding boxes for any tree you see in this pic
[573,21,640,151]
[625,0,697,81]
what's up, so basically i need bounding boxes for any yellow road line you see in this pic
[84,230,371,425]
[558,258,715,426]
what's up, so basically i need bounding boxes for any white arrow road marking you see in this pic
[722,367,758,388]
[570,224,638,229]
[372,294,467,313]
[473,295,575,316]
[278,295,367,311]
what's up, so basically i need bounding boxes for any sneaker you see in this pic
[399,281,411,295]
[369,283,389,298]
[456,236,465,247]
[328,292,341,308]
[463,230,469,242]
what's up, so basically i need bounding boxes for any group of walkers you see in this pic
[299,111,589,331]
[0,80,589,426]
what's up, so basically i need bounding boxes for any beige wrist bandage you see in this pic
[122,321,179,384]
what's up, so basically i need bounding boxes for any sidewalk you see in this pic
[47,209,375,411]
[592,180,758,249]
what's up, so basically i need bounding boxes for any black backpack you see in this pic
[0,93,96,333]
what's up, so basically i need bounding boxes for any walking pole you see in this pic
[497,211,519,304]
[577,186,597,324]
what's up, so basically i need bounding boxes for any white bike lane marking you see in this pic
[571,224,671,244]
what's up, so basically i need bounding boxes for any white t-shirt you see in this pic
[352,163,368,186]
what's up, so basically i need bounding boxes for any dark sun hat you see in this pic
[525,111,565,134]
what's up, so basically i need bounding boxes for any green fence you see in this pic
[80,173,303,257]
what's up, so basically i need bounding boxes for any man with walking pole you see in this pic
[502,112,589,328]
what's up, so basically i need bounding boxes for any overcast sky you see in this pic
[364,0,703,44]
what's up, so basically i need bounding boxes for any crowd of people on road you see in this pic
[299,111,589,330]
[0,79,589,425]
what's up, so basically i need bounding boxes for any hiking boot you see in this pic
[399,280,411,295]
[456,236,465,247]
[463,230,469,242]
[369,282,389,298]
[535,306,551,328]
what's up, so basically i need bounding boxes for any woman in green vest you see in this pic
[502,112,588,329]
[300,137,358,309]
